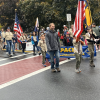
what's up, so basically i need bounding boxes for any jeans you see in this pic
[33,41,39,53]
[49,50,59,69]
[6,40,12,55]
[21,43,26,53]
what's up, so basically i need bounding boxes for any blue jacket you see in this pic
[31,36,39,45]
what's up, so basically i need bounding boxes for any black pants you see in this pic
[21,43,26,53]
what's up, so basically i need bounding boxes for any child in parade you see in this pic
[31,32,39,55]
[73,36,84,73]
[19,33,27,54]
[38,33,47,67]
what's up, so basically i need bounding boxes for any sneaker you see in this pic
[39,53,41,55]
[51,69,56,73]
[43,64,46,67]
[9,54,12,57]
[56,68,61,72]
[78,69,81,72]
[90,63,95,67]
[75,69,80,73]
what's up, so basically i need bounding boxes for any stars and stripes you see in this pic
[73,0,85,38]
[14,13,23,43]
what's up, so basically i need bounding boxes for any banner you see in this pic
[46,46,96,59]
[26,42,33,51]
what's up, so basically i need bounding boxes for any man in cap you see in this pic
[5,27,13,57]
[85,27,97,67]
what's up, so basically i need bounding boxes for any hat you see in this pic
[40,33,44,37]
[7,27,10,29]
[87,26,92,30]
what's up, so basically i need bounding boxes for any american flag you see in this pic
[73,0,85,38]
[14,13,23,43]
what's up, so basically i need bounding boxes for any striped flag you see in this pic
[14,13,23,43]
[73,0,85,38]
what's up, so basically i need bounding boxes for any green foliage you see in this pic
[0,0,100,32]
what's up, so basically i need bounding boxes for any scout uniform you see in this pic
[85,31,97,67]
[19,35,27,53]
[38,39,47,65]
[73,38,84,73]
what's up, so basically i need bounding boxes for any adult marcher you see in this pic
[19,33,27,54]
[85,27,97,67]
[92,23,100,49]
[38,33,47,67]
[31,32,39,55]
[73,36,84,73]
[68,24,74,38]
[5,27,13,57]
[46,23,61,72]
[1,29,5,49]
[14,31,18,50]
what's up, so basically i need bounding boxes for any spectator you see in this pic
[63,32,73,46]
[57,29,60,37]
[60,34,64,42]
[31,32,39,55]
[46,23,61,73]
[38,33,47,67]
[63,25,68,37]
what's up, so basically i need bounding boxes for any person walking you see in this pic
[31,32,39,55]
[38,33,47,67]
[85,27,97,67]
[46,23,61,72]
[73,36,84,73]
[5,27,13,57]
[19,33,27,54]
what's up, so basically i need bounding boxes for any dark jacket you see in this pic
[46,30,60,51]
[63,37,73,46]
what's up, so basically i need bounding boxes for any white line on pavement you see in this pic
[0,58,75,90]
[0,50,100,89]
[0,52,33,62]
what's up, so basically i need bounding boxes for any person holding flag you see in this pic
[73,0,85,72]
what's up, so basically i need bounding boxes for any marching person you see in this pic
[31,31,39,55]
[85,27,97,67]
[46,23,61,72]
[38,33,47,67]
[19,33,27,54]
[5,27,13,57]
[73,36,84,73]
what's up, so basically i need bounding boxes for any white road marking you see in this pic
[0,58,75,89]
[0,50,100,89]
[0,52,33,62]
